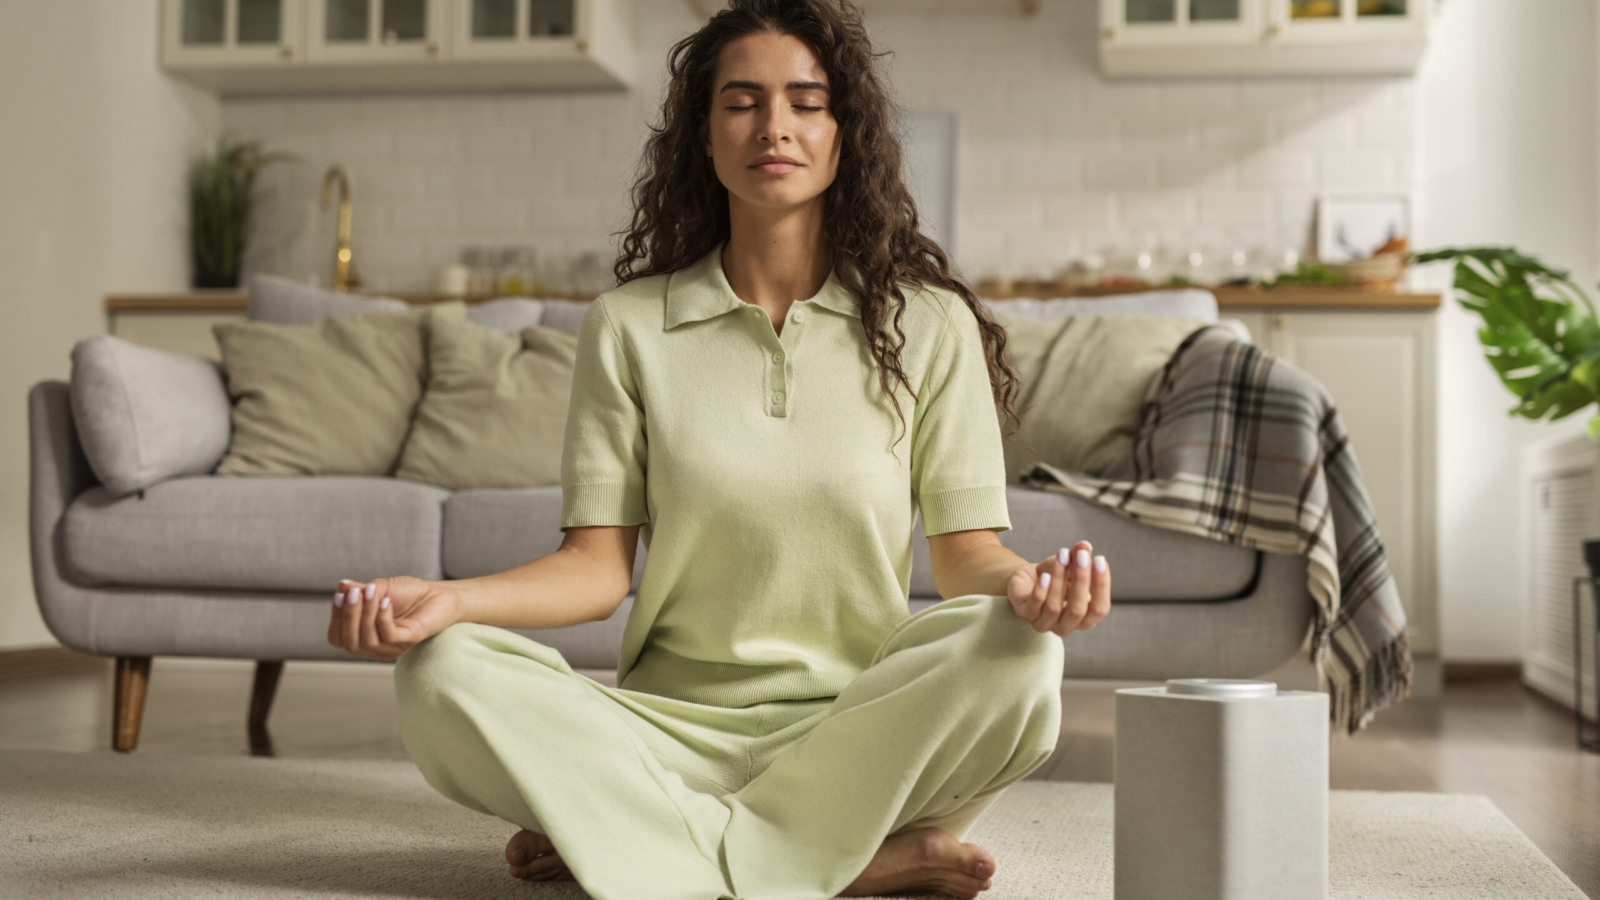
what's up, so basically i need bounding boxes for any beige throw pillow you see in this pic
[995,313,1208,480]
[395,301,579,490]
[212,307,430,477]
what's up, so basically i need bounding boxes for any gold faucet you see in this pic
[319,164,361,292]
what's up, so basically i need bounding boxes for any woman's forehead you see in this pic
[714,32,828,89]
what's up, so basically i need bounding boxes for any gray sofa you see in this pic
[28,285,1314,752]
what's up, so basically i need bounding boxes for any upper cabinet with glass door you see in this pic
[162,0,304,69]
[448,0,632,88]
[1100,0,1432,76]
[159,0,632,94]
[305,0,449,64]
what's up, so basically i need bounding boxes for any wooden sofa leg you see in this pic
[248,661,284,757]
[112,656,151,752]
[249,660,284,731]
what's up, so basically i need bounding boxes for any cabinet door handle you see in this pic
[1273,314,1289,329]
[1101,25,1118,41]
[427,41,439,57]
[279,44,293,59]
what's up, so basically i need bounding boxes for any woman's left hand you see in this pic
[1006,540,1111,636]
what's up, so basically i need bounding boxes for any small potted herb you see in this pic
[188,134,297,289]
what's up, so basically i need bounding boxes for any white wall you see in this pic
[227,1,1414,291]
[1414,0,1598,662]
[0,0,219,650]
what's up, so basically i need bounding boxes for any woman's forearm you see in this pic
[448,547,629,631]
[936,539,1031,599]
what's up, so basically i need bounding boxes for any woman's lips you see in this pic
[753,162,801,174]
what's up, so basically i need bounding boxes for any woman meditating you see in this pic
[326,1,1112,897]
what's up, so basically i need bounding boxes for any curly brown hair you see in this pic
[611,0,1021,458]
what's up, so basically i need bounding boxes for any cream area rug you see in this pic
[0,750,1588,900]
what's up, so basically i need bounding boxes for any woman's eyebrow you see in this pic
[718,79,831,94]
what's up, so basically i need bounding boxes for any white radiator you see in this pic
[1521,432,1599,721]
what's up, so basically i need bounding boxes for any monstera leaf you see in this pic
[1415,246,1600,438]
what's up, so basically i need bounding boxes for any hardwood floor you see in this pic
[2,647,1596,897]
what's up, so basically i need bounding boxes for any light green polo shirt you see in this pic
[559,241,1011,708]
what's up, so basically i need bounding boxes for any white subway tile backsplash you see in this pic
[1198,192,1272,227]
[1317,149,1394,189]
[1084,152,1155,190]
[225,2,1417,289]
[1236,149,1316,189]
[1158,149,1236,191]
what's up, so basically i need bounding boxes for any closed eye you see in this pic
[725,105,827,112]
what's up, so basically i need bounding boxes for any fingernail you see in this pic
[1095,554,1108,573]
[380,596,391,610]
[511,848,525,865]
[333,591,344,608]
[1056,547,1069,566]
[1076,549,1090,569]
[347,587,362,605]
[364,583,375,601]
[1040,571,1051,590]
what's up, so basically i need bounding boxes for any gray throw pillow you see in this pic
[247,272,409,324]
[464,297,546,332]
[69,335,233,497]
[212,308,430,477]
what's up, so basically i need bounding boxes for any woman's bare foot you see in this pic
[839,826,996,899]
[505,829,576,882]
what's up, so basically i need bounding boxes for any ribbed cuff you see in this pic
[919,484,1011,536]
[560,481,649,530]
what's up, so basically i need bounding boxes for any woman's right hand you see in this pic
[329,576,463,662]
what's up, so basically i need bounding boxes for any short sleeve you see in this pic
[559,297,649,531]
[910,297,1012,536]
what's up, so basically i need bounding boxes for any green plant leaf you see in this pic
[1418,246,1600,424]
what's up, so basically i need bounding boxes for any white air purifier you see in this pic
[1114,678,1328,900]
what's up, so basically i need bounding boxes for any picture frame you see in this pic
[1316,193,1410,264]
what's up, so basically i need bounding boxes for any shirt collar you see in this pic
[664,241,861,330]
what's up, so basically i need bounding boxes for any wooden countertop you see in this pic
[104,285,1441,313]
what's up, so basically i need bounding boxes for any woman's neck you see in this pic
[721,196,833,315]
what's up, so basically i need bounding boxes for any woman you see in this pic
[327,1,1112,898]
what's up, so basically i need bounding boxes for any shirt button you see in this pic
[792,310,805,323]
[772,391,785,403]
[772,351,784,362]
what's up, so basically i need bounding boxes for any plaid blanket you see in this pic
[1018,324,1414,735]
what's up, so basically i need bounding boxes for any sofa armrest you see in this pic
[29,380,99,642]
[69,335,232,497]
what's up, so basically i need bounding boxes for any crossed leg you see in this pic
[396,594,1062,900]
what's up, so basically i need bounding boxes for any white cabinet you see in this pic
[304,0,449,64]
[160,0,632,94]
[1230,308,1438,654]
[1520,433,1599,718]
[161,0,305,68]
[1100,0,1432,76]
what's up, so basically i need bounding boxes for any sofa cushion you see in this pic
[908,487,1259,602]
[68,335,233,498]
[396,302,579,490]
[537,299,591,332]
[247,273,410,324]
[212,307,430,477]
[61,475,449,592]
[441,487,649,590]
[993,313,1207,479]
[464,297,546,332]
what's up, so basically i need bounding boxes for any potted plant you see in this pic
[1417,246,1600,580]
[188,134,297,289]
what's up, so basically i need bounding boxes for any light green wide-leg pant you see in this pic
[393,594,1064,900]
